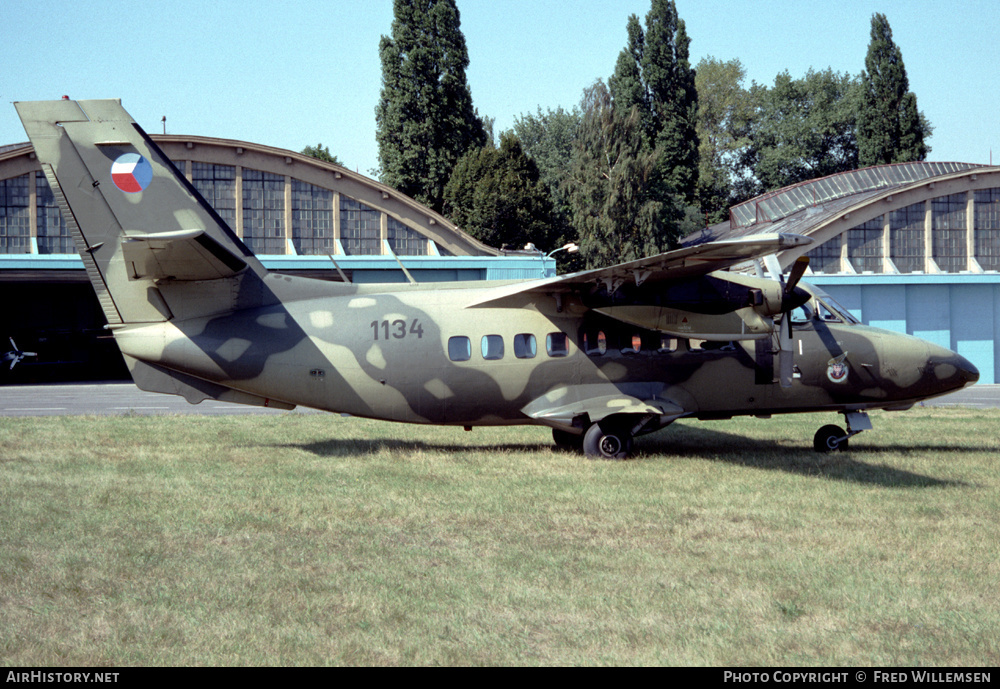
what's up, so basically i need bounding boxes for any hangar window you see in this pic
[192,163,236,229]
[974,188,1000,271]
[242,168,286,254]
[806,235,842,274]
[448,336,471,362]
[481,335,504,360]
[0,174,30,254]
[847,217,883,273]
[387,217,428,256]
[932,193,967,272]
[35,172,73,254]
[513,333,537,359]
[546,332,569,357]
[341,196,381,256]
[890,202,926,273]
[291,180,334,255]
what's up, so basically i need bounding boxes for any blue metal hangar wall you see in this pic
[0,136,552,382]
[691,162,1000,384]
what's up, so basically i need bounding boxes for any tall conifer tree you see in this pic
[376,0,486,213]
[857,13,930,166]
[566,82,667,269]
[608,0,699,204]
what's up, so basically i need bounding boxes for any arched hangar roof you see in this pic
[687,162,1000,273]
[0,135,499,258]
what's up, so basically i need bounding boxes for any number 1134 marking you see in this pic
[371,319,424,340]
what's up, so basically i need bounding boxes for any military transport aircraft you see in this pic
[15,98,979,458]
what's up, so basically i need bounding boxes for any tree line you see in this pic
[349,0,931,269]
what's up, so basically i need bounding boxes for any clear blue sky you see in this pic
[3,0,997,177]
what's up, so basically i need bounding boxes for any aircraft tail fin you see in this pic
[15,98,268,324]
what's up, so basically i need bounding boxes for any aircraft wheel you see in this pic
[552,428,584,452]
[814,425,848,453]
[583,422,634,461]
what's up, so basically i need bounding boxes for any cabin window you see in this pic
[513,333,537,359]
[658,336,678,353]
[546,332,569,357]
[481,335,504,360]
[619,333,643,354]
[583,330,608,356]
[448,336,471,362]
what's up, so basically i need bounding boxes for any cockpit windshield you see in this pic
[819,297,860,324]
[790,303,815,324]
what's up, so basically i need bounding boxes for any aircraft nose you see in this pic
[953,353,980,386]
[926,344,979,389]
[877,335,979,401]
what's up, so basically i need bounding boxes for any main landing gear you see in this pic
[554,423,634,460]
[813,411,872,453]
[554,415,654,461]
[582,421,634,460]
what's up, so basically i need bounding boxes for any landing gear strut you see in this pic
[813,411,872,452]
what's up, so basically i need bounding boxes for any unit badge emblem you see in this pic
[827,352,849,383]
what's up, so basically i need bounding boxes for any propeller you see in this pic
[4,337,38,371]
[762,256,810,388]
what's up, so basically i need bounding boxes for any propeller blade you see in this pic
[785,256,809,294]
[4,338,38,371]
[778,312,794,388]
[762,254,783,284]
[759,255,808,388]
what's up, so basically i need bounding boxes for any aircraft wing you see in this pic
[467,233,812,308]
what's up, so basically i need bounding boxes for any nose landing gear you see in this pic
[813,411,872,452]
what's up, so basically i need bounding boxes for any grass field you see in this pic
[1,407,998,666]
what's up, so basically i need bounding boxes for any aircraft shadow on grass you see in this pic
[279,424,979,489]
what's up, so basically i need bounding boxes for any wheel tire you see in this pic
[583,422,633,461]
[814,424,848,453]
[552,428,584,452]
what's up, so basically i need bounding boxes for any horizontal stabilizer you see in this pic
[122,229,248,281]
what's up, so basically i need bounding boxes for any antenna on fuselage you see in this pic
[387,248,418,285]
[327,254,351,283]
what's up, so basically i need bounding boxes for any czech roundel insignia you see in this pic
[827,352,849,383]
[111,153,153,193]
